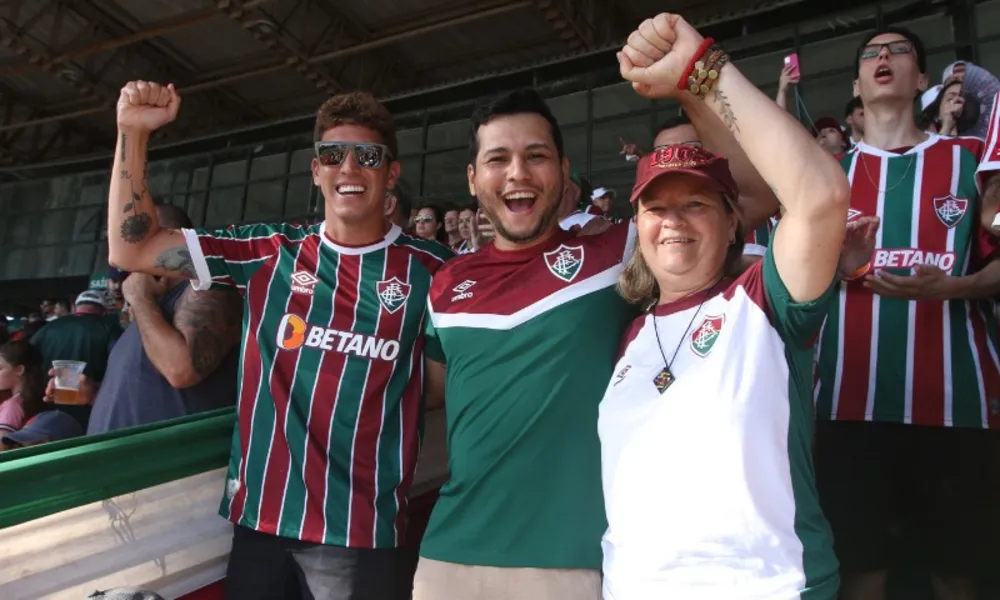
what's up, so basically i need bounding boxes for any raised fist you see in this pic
[116,81,181,133]
[618,14,706,99]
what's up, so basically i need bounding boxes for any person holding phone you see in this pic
[776,54,801,112]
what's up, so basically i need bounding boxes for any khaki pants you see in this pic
[412,557,602,600]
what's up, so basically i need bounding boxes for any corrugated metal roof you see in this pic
[0,0,840,166]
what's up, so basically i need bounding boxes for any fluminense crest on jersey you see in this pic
[691,314,725,358]
[290,270,319,296]
[376,277,411,314]
[543,244,585,283]
[933,194,968,229]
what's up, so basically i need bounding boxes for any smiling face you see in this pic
[467,113,568,248]
[311,124,400,227]
[635,174,737,300]
[855,33,928,106]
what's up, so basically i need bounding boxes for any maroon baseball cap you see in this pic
[812,117,843,137]
[630,145,739,208]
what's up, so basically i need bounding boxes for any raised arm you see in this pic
[108,81,195,279]
[619,14,849,302]
[681,90,779,232]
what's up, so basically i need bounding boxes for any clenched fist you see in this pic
[617,14,706,99]
[117,80,181,133]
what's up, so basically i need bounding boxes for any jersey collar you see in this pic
[320,222,401,255]
[854,133,940,158]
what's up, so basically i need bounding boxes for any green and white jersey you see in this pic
[600,246,839,600]
[421,222,639,569]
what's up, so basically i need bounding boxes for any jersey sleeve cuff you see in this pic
[181,228,215,291]
[743,243,768,257]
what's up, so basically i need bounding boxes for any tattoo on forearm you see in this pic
[120,179,151,243]
[714,88,740,134]
[177,289,243,379]
[153,246,197,278]
[120,133,126,162]
[120,169,131,180]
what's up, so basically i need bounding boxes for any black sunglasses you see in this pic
[860,40,914,60]
[314,142,392,169]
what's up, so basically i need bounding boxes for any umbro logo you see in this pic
[613,365,631,386]
[452,279,476,302]
[291,270,318,296]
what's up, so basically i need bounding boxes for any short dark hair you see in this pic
[855,26,927,76]
[441,204,460,215]
[314,92,398,159]
[844,96,863,118]
[468,89,564,165]
[155,203,193,229]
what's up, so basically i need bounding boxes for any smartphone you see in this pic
[784,53,800,79]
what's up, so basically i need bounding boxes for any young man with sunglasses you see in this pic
[106,81,452,599]
[811,29,1000,600]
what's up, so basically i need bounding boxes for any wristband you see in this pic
[676,37,715,91]
[841,262,871,281]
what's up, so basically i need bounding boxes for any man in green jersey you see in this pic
[105,81,451,600]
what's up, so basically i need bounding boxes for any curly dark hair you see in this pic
[314,92,398,159]
[0,340,45,421]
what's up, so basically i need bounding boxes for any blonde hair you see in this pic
[616,221,746,308]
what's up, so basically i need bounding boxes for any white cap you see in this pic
[942,61,966,82]
[591,187,615,201]
[75,290,105,306]
[920,85,942,111]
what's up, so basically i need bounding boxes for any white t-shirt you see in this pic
[599,248,839,600]
[559,210,599,231]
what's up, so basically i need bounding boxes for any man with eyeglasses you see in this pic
[105,81,452,600]
[811,28,1000,600]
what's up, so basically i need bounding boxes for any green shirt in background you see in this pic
[31,314,121,382]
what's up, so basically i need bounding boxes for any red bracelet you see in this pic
[676,37,716,91]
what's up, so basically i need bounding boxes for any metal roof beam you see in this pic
[531,0,624,51]
[216,0,342,96]
[66,0,266,127]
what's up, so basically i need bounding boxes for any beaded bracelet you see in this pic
[676,37,715,92]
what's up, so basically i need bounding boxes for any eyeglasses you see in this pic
[859,40,914,60]
[314,142,392,168]
[414,216,435,224]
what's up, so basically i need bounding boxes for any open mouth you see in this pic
[660,237,695,246]
[874,65,893,84]
[502,191,537,214]
[336,184,367,196]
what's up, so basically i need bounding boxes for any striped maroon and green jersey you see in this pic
[180,222,453,547]
[743,213,780,257]
[814,135,1000,429]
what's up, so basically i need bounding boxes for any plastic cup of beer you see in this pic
[51,360,88,405]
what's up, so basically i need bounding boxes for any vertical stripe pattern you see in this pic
[815,138,1000,430]
[189,222,451,546]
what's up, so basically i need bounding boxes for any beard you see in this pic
[480,181,564,245]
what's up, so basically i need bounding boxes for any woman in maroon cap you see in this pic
[597,13,851,600]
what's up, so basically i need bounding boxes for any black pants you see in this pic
[814,420,1000,577]
[225,525,416,600]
